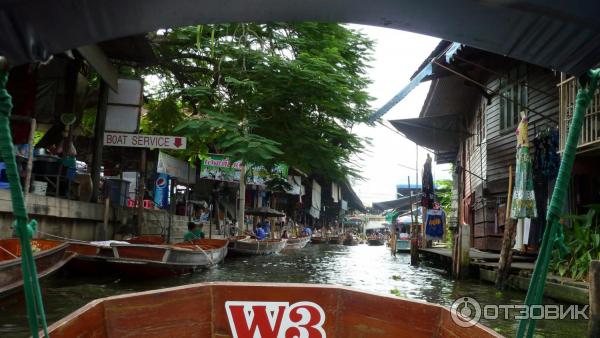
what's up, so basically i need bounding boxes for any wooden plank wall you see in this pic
[486,66,559,186]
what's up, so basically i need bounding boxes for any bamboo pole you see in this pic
[496,165,515,289]
[409,176,418,266]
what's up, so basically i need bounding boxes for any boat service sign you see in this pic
[104,132,187,150]
[225,301,326,338]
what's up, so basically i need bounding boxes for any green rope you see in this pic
[516,68,600,338]
[0,63,49,338]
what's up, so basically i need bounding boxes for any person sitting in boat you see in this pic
[254,224,267,240]
[281,230,289,239]
[184,222,205,242]
[302,226,313,237]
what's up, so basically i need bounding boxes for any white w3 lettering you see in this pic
[225,301,326,338]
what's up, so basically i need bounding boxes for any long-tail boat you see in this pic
[67,239,228,277]
[45,282,502,337]
[327,235,342,244]
[0,238,74,298]
[282,236,311,250]
[367,235,385,246]
[228,236,286,255]
[310,235,327,244]
[342,234,359,246]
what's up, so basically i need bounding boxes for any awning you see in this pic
[1,1,600,76]
[373,194,421,212]
[388,114,471,152]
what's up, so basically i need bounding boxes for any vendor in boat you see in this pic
[281,230,289,239]
[253,224,267,240]
[184,222,205,242]
[302,226,312,237]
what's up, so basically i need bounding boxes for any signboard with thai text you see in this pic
[199,154,288,186]
[104,132,187,150]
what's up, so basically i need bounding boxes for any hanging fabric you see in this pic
[425,203,445,241]
[510,112,537,219]
[420,154,434,208]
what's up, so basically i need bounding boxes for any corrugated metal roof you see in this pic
[1,1,599,75]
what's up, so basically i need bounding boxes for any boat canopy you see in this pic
[1,1,600,77]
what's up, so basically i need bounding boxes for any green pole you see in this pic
[517,69,599,338]
[0,59,49,338]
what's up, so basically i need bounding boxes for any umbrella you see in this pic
[244,207,285,217]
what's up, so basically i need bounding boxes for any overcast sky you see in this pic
[347,25,451,206]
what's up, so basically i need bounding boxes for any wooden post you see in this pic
[136,149,146,235]
[496,165,515,289]
[409,176,419,266]
[238,163,246,231]
[91,81,108,203]
[101,197,110,240]
[24,118,36,196]
[457,223,471,278]
[167,178,176,243]
[589,260,600,338]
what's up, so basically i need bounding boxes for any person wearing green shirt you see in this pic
[184,222,205,242]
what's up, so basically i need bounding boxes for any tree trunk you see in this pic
[238,163,246,231]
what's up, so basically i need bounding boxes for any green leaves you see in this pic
[145,22,373,181]
[550,208,600,281]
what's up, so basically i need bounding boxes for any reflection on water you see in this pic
[0,244,587,337]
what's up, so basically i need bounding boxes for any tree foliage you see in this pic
[145,22,373,180]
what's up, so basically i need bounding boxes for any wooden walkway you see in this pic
[419,247,536,270]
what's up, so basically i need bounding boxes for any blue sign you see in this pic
[154,173,170,209]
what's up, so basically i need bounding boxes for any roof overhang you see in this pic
[1,1,600,76]
[389,114,470,152]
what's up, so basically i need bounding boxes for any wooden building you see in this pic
[391,41,563,251]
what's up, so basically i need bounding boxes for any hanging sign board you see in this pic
[199,154,288,186]
[104,132,187,150]
[157,151,196,184]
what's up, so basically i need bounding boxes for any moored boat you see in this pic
[327,235,342,244]
[282,236,311,250]
[105,239,228,277]
[67,239,228,277]
[367,237,385,246]
[0,238,74,298]
[342,234,359,246]
[228,236,287,255]
[45,282,502,337]
[310,235,327,244]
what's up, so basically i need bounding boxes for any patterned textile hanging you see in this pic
[420,154,434,208]
[510,112,537,219]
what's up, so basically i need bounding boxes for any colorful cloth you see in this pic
[511,146,537,219]
[425,209,445,241]
[421,155,435,208]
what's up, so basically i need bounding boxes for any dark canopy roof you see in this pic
[2,1,600,75]
[372,194,421,212]
[389,114,471,153]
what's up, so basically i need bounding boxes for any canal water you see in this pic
[0,244,587,337]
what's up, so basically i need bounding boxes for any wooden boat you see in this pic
[45,282,502,337]
[310,235,327,244]
[228,236,287,255]
[342,234,359,246]
[67,239,228,277]
[367,237,385,246]
[327,235,342,244]
[0,238,74,298]
[126,235,165,244]
[282,236,310,250]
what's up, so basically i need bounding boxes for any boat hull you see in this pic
[0,239,74,298]
[67,239,228,277]
[46,282,503,338]
[367,239,385,246]
[228,238,287,255]
[327,236,342,244]
[310,236,327,244]
[396,239,411,252]
[282,236,310,250]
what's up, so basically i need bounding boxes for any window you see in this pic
[476,100,486,144]
[499,65,527,131]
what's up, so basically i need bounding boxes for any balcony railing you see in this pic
[559,74,600,153]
